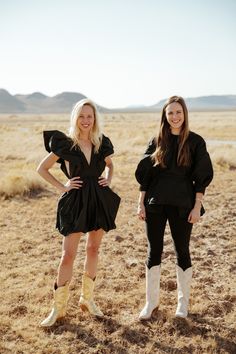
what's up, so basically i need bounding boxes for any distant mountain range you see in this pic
[0,89,236,113]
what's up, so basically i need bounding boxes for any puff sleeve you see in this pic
[191,135,213,194]
[135,138,156,191]
[43,130,73,163]
[100,135,114,158]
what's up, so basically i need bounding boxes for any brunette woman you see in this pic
[135,96,213,320]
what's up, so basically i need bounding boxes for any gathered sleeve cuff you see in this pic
[191,136,214,194]
[43,130,73,164]
[100,135,114,158]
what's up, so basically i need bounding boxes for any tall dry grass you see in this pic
[0,171,45,199]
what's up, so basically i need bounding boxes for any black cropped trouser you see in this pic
[145,205,193,271]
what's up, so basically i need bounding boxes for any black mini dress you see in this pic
[43,130,121,236]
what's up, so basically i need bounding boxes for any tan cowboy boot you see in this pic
[175,265,192,318]
[79,274,104,317]
[139,265,161,320]
[40,282,69,327]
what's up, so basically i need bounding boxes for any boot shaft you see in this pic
[81,274,95,300]
[145,265,161,303]
[175,266,192,318]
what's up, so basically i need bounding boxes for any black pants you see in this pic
[145,205,193,271]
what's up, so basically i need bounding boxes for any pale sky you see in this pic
[0,0,236,108]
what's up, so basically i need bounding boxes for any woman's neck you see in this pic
[79,133,90,141]
[170,128,180,135]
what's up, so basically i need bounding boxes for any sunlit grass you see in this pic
[0,171,45,198]
[0,112,235,354]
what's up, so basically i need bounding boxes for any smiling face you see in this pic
[77,104,95,134]
[165,102,185,134]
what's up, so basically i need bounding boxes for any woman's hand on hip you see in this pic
[137,202,146,221]
[188,207,201,223]
[98,176,111,187]
[64,177,83,192]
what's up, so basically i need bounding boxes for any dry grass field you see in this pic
[0,111,236,354]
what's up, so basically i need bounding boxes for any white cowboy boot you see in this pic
[139,265,161,320]
[175,265,192,318]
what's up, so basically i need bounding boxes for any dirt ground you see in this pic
[0,112,236,354]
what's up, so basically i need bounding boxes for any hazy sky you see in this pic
[1,0,236,107]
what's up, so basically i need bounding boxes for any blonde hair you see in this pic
[68,98,102,153]
[152,96,191,167]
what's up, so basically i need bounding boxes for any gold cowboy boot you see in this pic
[79,274,104,317]
[40,282,69,327]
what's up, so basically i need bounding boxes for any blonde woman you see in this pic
[37,98,120,326]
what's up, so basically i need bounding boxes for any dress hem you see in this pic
[56,225,117,237]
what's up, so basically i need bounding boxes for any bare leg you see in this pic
[57,232,83,287]
[84,229,104,279]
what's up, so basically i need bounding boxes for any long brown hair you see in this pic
[151,96,191,167]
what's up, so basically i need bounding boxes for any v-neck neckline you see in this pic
[81,145,93,166]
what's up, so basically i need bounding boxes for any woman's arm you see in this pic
[137,191,146,221]
[188,192,204,223]
[188,135,213,223]
[98,155,114,187]
[191,135,213,194]
[37,152,82,192]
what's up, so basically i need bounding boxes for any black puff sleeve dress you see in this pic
[135,132,213,217]
[43,130,121,236]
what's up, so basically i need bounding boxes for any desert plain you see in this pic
[0,111,236,354]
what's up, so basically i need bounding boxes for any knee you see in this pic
[60,251,76,266]
[86,244,100,257]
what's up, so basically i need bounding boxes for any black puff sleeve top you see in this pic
[135,132,213,210]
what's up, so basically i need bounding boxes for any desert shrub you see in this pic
[210,145,236,170]
[0,171,46,199]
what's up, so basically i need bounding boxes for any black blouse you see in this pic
[135,132,213,210]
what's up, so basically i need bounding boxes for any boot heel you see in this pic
[80,303,88,312]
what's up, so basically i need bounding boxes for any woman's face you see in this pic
[77,104,95,133]
[165,102,184,134]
